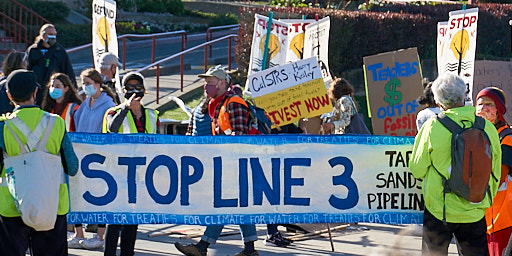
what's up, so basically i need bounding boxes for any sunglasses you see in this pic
[124,84,144,91]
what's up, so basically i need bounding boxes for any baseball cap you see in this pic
[6,69,37,99]
[99,52,122,68]
[198,65,228,81]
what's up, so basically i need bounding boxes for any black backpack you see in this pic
[434,113,496,224]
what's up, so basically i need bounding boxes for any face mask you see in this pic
[124,90,144,100]
[49,87,63,100]
[84,84,97,96]
[46,35,57,46]
[205,83,219,98]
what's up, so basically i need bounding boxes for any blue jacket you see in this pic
[74,92,116,133]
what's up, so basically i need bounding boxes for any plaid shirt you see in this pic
[212,91,249,135]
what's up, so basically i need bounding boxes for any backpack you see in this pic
[2,113,64,231]
[434,113,496,224]
[226,96,272,135]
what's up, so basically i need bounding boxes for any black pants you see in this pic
[104,224,138,256]
[0,214,67,256]
[422,209,487,256]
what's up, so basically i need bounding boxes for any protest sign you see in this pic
[303,17,332,87]
[92,0,122,94]
[437,21,449,75]
[280,19,314,63]
[67,133,422,225]
[247,57,331,126]
[248,14,291,75]
[363,48,423,136]
[473,60,512,123]
[440,8,479,105]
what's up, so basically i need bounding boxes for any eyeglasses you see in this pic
[124,84,144,91]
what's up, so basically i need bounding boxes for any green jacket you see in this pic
[409,106,502,223]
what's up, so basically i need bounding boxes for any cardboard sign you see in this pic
[303,17,332,87]
[440,8,479,106]
[92,0,122,95]
[473,60,512,123]
[363,48,424,136]
[248,14,291,75]
[280,19,314,64]
[67,133,423,225]
[247,58,331,127]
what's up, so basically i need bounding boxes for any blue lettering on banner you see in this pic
[284,158,310,206]
[377,100,419,119]
[146,155,179,204]
[118,157,146,203]
[82,154,117,206]
[328,157,359,209]
[367,61,419,82]
[180,156,203,205]
[67,212,423,225]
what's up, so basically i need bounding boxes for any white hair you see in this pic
[431,73,466,109]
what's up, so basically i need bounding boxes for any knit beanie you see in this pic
[476,87,507,122]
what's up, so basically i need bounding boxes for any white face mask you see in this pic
[84,84,97,96]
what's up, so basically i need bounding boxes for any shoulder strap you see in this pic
[473,116,486,130]
[35,115,57,152]
[499,127,512,142]
[7,113,51,151]
[4,121,29,154]
[436,113,463,134]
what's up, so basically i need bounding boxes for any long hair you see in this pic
[80,68,118,104]
[35,23,55,43]
[1,51,26,77]
[328,77,355,100]
[41,73,82,114]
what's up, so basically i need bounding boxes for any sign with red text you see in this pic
[280,19,314,63]
[473,60,512,123]
[440,8,478,106]
[363,48,423,136]
[248,14,291,76]
[247,57,331,127]
[437,21,449,75]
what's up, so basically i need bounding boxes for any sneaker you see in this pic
[79,234,104,249]
[67,236,84,249]
[175,242,206,256]
[232,251,259,256]
[264,232,291,247]
[67,231,75,240]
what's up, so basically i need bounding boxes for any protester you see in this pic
[74,68,117,133]
[97,52,121,103]
[102,71,159,256]
[26,24,76,106]
[416,81,442,131]
[41,73,82,132]
[0,51,28,115]
[0,69,78,255]
[475,87,512,256]
[321,77,357,134]
[71,68,116,249]
[409,73,502,255]
[175,65,259,256]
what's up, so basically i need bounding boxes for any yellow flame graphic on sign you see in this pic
[450,30,469,61]
[97,17,111,47]
[259,33,281,60]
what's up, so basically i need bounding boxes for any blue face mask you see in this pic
[49,87,63,100]
[84,84,97,96]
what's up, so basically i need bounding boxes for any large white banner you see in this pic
[248,14,291,76]
[303,17,332,87]
[440,8,478,105]
[67,133,423,225]
[92,0,121,94]
[280,19,314,64]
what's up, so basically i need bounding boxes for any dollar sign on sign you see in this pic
[384,78,402,106]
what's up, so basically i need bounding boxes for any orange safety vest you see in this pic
[486,125,512,234]
[212,96,248,135]
[52,102,78,132]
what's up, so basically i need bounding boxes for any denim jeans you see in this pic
[201,225,257,244]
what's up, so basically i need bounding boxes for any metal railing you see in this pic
[205,24,239,66]
[136,34,238,104]
[118,31,187,70]
[0,12,26,52]
[0,0,50,49]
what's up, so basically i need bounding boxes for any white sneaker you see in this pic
[79,234,104,249]
[67,236,84,249]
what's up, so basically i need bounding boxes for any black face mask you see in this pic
[124,90,144,99]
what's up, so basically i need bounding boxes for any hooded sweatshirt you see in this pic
[74,92,115,133]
